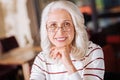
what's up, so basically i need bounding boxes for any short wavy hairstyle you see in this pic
[40,0,89,59]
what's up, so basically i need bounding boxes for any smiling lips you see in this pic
[55,37,67,42]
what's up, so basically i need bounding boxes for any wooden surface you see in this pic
[0,46,41,80]
[0,46,40,65]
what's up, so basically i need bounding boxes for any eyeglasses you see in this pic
[46,21,73,32]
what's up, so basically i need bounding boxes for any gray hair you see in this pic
[40,0,89,59]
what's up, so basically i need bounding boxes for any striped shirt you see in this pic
[30,41,105,80]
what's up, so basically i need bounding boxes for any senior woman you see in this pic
[30,1,105,80]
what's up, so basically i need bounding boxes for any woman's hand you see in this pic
[50,46,77,74]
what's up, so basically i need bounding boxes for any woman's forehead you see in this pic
[47,9,72,22]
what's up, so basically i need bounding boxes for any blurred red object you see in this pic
[79,6,92,15]
[106,35,120,44]
[102,45,117,72]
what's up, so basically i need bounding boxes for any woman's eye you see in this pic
[49,24,57,30]
[64,22,70,26]
[51,24,57,28]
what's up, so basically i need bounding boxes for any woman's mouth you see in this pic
[55,37,67,42]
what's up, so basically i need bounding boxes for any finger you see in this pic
[56,53,61,59]
[50,48,59,59]
[50,46,56,58]
[50,46,56,51]
[52,50,59,59]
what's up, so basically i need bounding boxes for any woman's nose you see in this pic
[56,26,64,31]
[55,27,65,35]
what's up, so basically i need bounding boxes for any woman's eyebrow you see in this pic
[47,21,57,24]
[64,19,72,21]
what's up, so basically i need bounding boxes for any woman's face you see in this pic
[46,9,75,48]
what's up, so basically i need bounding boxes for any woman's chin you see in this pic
[55,44,66,48]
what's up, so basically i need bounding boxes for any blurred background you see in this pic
[0,0,120,80]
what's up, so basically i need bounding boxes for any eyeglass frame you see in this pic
[46,20,74,33]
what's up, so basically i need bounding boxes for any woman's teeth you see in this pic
[56,37,66,41]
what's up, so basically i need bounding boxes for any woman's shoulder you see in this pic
[36,50,54,63]
[85,41,103,57]
[37,51,46,57]
[34,51,47,62]
[88,41,102,51]
[37,50,49,59]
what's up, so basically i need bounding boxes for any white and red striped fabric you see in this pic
[30,41,105,80]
